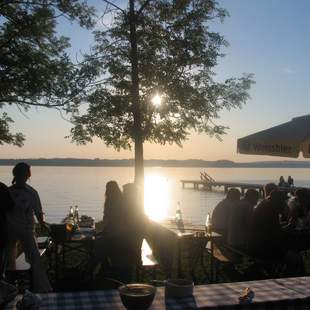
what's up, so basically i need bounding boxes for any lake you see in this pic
[1,166,310,225]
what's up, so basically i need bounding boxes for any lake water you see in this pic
[1,166,310,225]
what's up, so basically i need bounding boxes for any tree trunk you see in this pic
[134,135,144,188]
[129,0,144,189]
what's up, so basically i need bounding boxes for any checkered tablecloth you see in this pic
[6,277,310,309]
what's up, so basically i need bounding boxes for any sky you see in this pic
[2,0,310,161]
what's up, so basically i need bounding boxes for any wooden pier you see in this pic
[180,179,265,196]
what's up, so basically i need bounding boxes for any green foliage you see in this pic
[0,113,24,146]
[71,0,254,151]
[0,0,97,146]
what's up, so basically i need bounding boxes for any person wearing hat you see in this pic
[6,162,52,293]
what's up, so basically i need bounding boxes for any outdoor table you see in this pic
[6,276,310,309]
[161,221,222,282]
[53,226,96,282]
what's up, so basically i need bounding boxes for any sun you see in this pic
[151,94,162,107]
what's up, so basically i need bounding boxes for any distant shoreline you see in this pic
[1,158,310,168]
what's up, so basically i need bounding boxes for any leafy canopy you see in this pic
[70,0,254,151]
[0,0,97,146]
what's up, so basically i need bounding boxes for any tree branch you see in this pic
[137,0,153,15]
[101,0,125,13]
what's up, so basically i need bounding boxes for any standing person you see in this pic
[6,163,51,293]
[0,183,14,279]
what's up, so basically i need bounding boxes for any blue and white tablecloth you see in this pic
[6,277,310,309]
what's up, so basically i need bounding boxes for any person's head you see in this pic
[105,181,122,201]
[244,189,259,206]
[269,190,287,213]
[264,183,278,197]
[123,183,138,201]
[226,188,240,202]
[279,176,284,182]
[294,188,310,206]
[12,162,31,185]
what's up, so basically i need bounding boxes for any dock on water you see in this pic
[180,179,265,195]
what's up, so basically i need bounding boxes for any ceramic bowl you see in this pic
[119,283,156,310]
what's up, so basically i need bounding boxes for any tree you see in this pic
[71,0,255,187]
[0,0,97,146]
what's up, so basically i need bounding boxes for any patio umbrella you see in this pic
[237,115,310,158]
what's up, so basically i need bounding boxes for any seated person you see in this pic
[96,182,146,283]
[288,176,294,187]
[227,189,259,250]
[287,188,310,231]
[102,181,124,233]
[264,182,278,198]
[212,188,240,239]
[278,176,286,187]
[248,190,304,276]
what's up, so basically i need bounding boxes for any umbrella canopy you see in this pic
[237,115,310,158]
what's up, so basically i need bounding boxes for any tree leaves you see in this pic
[0,0,96,146]
[0,113,24,146]
[71,0,254,152]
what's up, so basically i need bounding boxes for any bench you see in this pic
[205,242,252,282]
[210,243,287,281]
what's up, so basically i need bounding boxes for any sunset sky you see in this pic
[2,0,310,161]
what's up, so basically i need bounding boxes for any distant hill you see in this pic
[1,158,310,168]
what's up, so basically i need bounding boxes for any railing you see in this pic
[200,171,216,183]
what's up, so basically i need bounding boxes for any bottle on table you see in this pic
[205,212,212,236]
[175,202,185,233]
[74,205,79,226]
[69,206,74,221]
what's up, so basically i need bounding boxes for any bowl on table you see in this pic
[119,283,156,310]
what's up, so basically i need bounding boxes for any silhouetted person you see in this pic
[264,182,278,198]
[263,182,291,224]
[123,183,145,223]
[227,189,259,249]
[212,188,241,240]
[278,176,285,187]
[102,181,123,233]
[248,190,303,276]
[122,183,146,262]
[96,182,146,283]
[6,163,51,292]
[287,188,310,231]
[0,182,14,280]
[288,176,294,187]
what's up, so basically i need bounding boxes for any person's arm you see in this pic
[33,190,45,224]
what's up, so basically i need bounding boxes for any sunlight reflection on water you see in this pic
[2,166,310,224]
